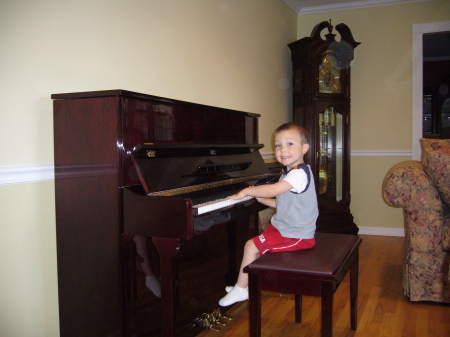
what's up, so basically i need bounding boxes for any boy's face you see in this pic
[274,129,309,170]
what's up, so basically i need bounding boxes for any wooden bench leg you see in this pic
[321,280,333,337]
[248,273,261,337]
[350,251,359,330]
[295,294,302,323]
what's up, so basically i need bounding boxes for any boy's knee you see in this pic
[245,239,258,252]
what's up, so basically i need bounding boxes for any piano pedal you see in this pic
[210,313,226,326]
[208,324,220,331]
[205,313,221,331]
[280,293,286,298]
[192,307,233,332]
[224,314,233,320]
[213,307,232,321]
[195,313,221,331]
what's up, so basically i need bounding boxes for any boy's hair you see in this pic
[275,122,309,144]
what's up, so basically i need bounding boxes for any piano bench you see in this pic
[243,232,362,337]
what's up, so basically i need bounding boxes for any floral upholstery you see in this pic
[383,139,450,303]
[421,139,450,209]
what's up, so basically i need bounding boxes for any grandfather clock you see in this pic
[288,20,360,234]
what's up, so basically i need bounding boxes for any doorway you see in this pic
[422,32,450,139]
[412,21,450,160]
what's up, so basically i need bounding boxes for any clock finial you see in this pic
[327,19,333,34]
[325,19,336,42]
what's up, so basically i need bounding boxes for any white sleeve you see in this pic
[282,169,308,193]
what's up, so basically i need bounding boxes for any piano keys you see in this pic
[52,90,280,337]
[192,196,253,215]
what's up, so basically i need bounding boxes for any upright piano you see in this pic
[52,90,278,337]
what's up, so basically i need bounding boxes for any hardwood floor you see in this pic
[197,235,450,337]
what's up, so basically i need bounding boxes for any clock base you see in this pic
[316,213,358,235]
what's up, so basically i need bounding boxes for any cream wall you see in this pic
[0,1,296,336]
[1,0,449,336]
[296,0,450,233]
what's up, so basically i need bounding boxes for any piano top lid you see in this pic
[130,143,268,195]
[51,89,261,117]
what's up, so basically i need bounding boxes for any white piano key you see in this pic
[193,196,254,215]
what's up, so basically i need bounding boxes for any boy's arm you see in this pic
[255,197,276,208]
[227,180,293,200]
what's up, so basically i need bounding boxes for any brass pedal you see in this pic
[195,314,221,331]
[213,307,232,321]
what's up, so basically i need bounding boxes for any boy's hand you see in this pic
[226,187,251,200]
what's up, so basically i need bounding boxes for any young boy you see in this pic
[218,122,318,307]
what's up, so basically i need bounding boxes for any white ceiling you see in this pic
[283,0,431,14]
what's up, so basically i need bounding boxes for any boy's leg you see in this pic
[133,235,161,297]
[219,239,259,306]
[236,239,260,288]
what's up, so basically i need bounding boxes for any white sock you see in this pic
[145,275,161,298]
[225,286,233,293]
[218,285,248,306]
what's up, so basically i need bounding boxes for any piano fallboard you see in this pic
[123,171,278,240]
[125,143,278,240]
[131,143,267,194]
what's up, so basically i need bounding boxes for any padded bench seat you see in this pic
[243,232,362,337]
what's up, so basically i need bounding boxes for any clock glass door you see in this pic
[319,54,341,94]
[318,106,343,201]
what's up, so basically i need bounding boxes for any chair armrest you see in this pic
[383,160,444,253]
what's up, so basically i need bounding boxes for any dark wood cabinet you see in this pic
[288,21,360,234]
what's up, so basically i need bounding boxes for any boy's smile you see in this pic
[274,129,309,170]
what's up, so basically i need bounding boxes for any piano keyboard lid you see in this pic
[130,143,269,196]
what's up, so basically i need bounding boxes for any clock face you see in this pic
[319,55,341,94]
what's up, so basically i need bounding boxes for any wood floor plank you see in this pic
[197,235,450,337]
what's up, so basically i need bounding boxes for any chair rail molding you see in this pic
[0,164,54,186]
[351,150,412,157]
[0,149,412,186]
[263,150,411,162]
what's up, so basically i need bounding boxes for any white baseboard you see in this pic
[358,226,405,237]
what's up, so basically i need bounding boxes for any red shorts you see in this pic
[252,223,315,255]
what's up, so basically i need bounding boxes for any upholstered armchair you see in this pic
[383,139,450,303]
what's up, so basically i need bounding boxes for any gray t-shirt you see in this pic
[271,163,318,239]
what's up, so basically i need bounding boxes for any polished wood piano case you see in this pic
[52,90,269,337]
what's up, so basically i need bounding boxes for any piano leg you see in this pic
[226,219,238,285]
[152,237,182,337]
